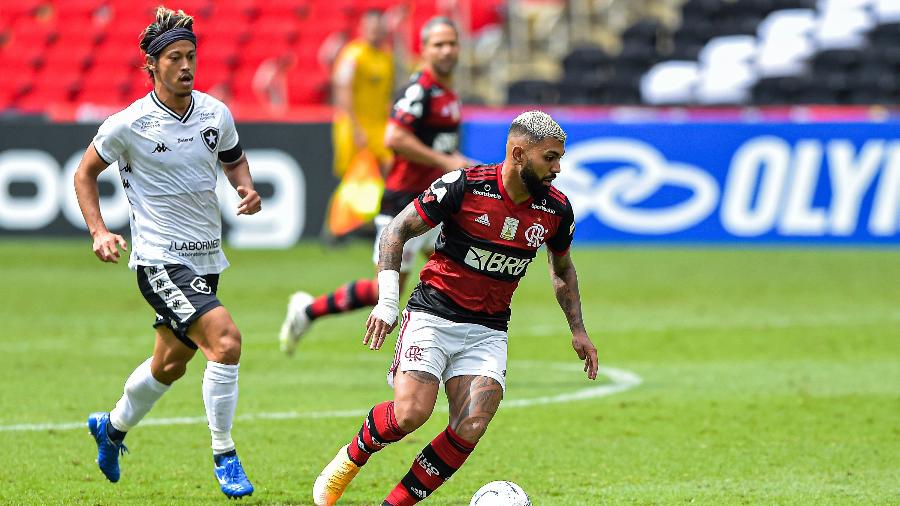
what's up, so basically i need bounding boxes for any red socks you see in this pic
[306,279,378,321]
[384,426,477,506]
[347,401,407,466]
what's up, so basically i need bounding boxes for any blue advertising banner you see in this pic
[462,120,900,244]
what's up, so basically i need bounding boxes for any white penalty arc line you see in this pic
[0,366,641,433]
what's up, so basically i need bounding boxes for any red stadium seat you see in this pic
[0,89,14,110]
[54,1,106,25]
[263,0,310,18]
[0,68,34,97]
[211,0,260,21]
[2,0,516,114]
[0,44,44,74]
[42,44,93,73]
[55,25,103,48]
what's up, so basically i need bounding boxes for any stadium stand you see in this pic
[503,0,898,107]
[0,0,505,119]
[635,0,899,106]
[3,0,899,114]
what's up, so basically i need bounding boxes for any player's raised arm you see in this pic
[548,249,598,380]
[74,142,127,263]
[364,202,434,349]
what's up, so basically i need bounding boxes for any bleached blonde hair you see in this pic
[509,110,567,144]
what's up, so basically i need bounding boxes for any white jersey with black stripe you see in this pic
[92,90,241,275]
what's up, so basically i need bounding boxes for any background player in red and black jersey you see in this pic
[279,17,470,356]
[312,111,598,506]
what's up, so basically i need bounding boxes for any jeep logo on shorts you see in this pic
[464,246,532,276]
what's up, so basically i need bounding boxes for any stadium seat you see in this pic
[507,79,558,105]
[698,35,756,68]
[670,28,705,60]
[814,1,874,50]
[755,9,816,78]
[562,45,612,78]
[640,61,699,105]
[556,78,602,105]
[873,0,900,23]
[752,75,813,104]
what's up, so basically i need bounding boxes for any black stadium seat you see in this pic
[562,45,613,80]
[507,79,559,105]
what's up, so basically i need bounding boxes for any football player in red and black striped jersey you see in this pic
[312,111,597,506]
[280,17,470,357]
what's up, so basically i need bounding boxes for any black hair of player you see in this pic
[420,16,458,45]
[139,6,195,82]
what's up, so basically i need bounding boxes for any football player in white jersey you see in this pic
[73,7,260,499]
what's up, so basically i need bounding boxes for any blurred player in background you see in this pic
[311,111,598,506]
[280,17,470,355]
[331,9,394,178]
[252,52,297,114]
[73,6,260,499]
[323,9,394,240]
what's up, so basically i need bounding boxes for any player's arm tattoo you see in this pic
[446,376,503,441]
[378,202,433,271]
[549,250,587,335]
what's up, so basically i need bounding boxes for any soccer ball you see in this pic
[469,481,532,506]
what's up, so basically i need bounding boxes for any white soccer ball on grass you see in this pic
[470,481,532,505]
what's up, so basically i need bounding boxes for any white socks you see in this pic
[107,358,239,455]
[203,361,239,454]
[109,357,170,432]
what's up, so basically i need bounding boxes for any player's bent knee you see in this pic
[215,334,242,364]
[393,400,433,432]
[204,324,242,364]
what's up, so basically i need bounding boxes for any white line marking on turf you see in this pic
[0,366,641,433]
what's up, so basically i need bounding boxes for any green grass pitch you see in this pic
[0,240,897,505]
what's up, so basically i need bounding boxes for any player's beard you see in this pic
[521,159,551,199]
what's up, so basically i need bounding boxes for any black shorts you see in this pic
[136,264,222,349]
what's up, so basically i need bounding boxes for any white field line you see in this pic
[515,310,900,336]
[0,366,641,433]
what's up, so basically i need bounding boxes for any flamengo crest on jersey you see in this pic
[408,165,575,331]
[92,90,241,275]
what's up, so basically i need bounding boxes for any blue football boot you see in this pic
[214,452,254,499]
[87,412,128,483]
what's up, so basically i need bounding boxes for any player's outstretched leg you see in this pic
[279,291,314,355]
[313,401,408,505]
[383,426,476,506]
[280,279,378,356]
[86,412,129,483]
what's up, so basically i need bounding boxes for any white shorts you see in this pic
[388,310,508,391]
[373,214,442,273]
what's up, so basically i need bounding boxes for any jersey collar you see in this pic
[496,163,533,208]
[150,91,195,124]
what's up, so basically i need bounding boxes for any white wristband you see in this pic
[371,270,400,326]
